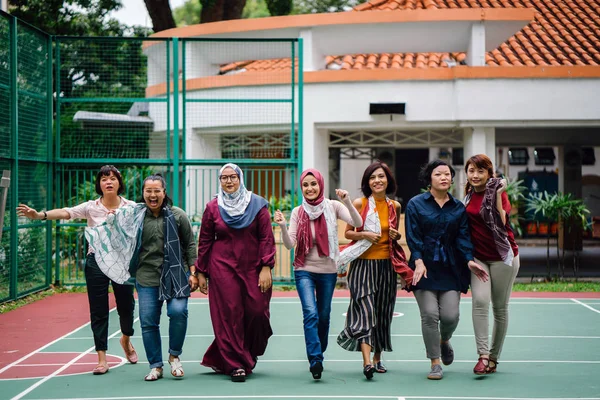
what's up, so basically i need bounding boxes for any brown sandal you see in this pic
[487,358,498,374]
[473,357,489,375]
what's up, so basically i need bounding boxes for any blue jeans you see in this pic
[295,270,337,367]
[136,283,189,369]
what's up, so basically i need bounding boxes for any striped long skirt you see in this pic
[337,258,397,352]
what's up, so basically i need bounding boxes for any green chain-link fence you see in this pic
[0,12,53,302]
[0,12,303,303]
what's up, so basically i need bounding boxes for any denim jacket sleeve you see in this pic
[405,199,424,262]
[454,205,474,263]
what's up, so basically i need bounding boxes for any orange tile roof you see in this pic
[219,0,600,74]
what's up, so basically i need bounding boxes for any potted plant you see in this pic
[504,178,526,237]
[526,191,559,278]
[527,191,591,279]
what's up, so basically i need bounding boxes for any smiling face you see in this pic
[430,165,452,192]
[369,167,388,196]
[301,174,320,201]
[99,172,120,196]
[220,167,241,194]
[143,180,166,214]
[466,163,491,192]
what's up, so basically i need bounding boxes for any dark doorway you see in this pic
[395,149,429,211]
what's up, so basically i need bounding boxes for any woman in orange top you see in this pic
[337,161,402,380]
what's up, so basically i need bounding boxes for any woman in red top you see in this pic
[464,154,520,375]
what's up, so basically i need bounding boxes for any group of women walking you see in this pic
[15,153,519,383]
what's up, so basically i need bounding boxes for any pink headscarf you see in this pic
[294,169,329,267]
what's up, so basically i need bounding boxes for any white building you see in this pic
[145,0,600,221]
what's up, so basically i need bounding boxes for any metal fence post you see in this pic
[9,15,18,300]
[0,170,10,243]
[172,37,180,206]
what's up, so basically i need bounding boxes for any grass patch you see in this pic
[513,281,600,292]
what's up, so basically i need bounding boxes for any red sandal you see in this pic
[473,357,489,375]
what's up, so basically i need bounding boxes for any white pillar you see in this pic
[299,29,325,72]
[467,22,486,67]
[463,127,496,166]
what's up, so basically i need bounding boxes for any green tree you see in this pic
[8,0,152,158]
[292,0,358,14]
[243,0,271,18]
[174,0,202,26]
[266,0,293,16]
[8,0,127,36]
[173,0,274,26]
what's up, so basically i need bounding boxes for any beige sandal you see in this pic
[144,367,163,381]
[169,358,184,378]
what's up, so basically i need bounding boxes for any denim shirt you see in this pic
[405,192,474,293]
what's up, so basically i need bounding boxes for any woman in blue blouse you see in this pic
[405,160,488,380]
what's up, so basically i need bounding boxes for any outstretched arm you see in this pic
[16,204,71,221]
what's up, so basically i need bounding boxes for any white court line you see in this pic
[62,333,600,339]
[162,359,600,364]
[13,362,122,367]
[188,300,600,305]
[29,396,600,400]
[10,317,139,400]
[571,298,600,314]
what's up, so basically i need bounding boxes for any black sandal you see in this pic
[231,368,246,382]
[374,361,387,373]
[310,361,323,380]
[363,364,375,380]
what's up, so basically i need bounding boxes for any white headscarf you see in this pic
[217,163,252,217]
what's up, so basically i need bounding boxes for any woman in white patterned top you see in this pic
[16,165,138,375]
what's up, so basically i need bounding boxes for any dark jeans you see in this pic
[85,253,135,351]
[295,270,337,368]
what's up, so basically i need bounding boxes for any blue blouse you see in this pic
[404,192,474,293]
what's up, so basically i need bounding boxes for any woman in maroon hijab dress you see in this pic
[195,163,276,382]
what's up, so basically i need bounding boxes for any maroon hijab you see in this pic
[294,169,329,267]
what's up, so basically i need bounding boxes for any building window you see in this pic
[452,148,463,166]
[221,133,296,159]
[508,147,529,165]
[582,147,596,166]
[534,147,555,166]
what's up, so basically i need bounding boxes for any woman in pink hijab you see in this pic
[274,169,361,380]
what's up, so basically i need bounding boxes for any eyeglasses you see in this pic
[219,174,239,183]
[144,189,164,195]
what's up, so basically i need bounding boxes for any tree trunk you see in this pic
[201,0,226,23]
[223,0,247,20]
[143,0,176,32]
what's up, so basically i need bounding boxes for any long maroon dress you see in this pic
[196,199,276,375]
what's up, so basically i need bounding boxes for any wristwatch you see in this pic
[42,211,48,221]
